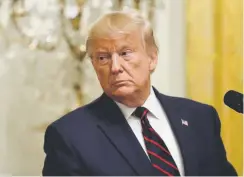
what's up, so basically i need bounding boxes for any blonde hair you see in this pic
[86,9,158,55]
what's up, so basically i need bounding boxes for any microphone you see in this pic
[224,90,243,113]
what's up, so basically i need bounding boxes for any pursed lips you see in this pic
[111,80,130,86]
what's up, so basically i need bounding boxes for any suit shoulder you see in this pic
[162,93,216,112]
[47,97,100,131]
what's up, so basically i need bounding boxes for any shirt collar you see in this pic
[114,87,162,120]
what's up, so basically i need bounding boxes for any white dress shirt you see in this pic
[115,87,185,176]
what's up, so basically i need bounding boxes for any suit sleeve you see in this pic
[210,106,238,176]
[42,125,87,176]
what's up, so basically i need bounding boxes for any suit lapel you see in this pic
[153,88,199,176]
[95,94,156,176]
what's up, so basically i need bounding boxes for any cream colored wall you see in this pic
[152,0,185,97]
[0,0,185,175]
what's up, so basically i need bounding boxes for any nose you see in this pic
[111,53,123,74]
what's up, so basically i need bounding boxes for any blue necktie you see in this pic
[133,107,180,176]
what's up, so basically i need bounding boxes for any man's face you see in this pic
[89,30,157,102]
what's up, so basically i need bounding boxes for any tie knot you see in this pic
[133,107,149,120]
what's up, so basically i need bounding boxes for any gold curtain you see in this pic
[186,0,243,175]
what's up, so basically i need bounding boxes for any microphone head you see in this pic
[224,90,243,113]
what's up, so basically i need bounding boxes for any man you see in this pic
[42,10,237,176]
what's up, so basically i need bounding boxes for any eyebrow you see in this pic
[118,45,130,50]
[116,44,137,53]
[95,51,111,55]
[95,47,109,52]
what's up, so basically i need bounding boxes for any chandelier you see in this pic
[0,0,160,61]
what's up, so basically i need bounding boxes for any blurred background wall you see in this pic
[0,0,242,175]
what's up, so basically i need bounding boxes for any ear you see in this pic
[149,49,158,72]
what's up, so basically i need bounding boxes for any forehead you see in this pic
[88,30,143,52]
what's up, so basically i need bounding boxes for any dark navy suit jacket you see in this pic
[42,88,237,176]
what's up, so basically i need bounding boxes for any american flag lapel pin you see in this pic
[181,119,188,126]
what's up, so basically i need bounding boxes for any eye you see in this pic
[120,50,133,57]
[121,51,129,56]
[98,55,107,60]
[96,53,110,65]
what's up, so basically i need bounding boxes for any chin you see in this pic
[110,85,135,98]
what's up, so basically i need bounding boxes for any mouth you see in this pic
[111,80,130,86]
